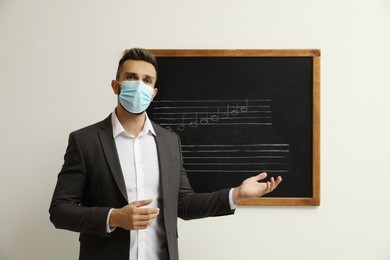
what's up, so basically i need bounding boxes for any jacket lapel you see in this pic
[152,122,172,202]
[99,115,129,202]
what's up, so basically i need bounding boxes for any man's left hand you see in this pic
[232,172,282,204]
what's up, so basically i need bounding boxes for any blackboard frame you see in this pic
[150,49,320,206]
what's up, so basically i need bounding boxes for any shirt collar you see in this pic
[111,110,156,138]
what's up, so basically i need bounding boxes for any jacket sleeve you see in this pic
[49,133,111,237]
[175,134,235,220]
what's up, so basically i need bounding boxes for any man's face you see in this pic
[113,59,158,96]
[120,59,157,86]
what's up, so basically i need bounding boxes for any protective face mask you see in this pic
[118,80,154,114]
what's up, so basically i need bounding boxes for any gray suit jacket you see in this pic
[49,114,234,260]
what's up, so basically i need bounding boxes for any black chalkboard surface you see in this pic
[149,50,320,206]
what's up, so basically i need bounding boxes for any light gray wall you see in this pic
[1,0,389,259]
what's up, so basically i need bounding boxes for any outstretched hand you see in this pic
[232,172,282,204]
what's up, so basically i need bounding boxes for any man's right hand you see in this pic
[109,199,160,230]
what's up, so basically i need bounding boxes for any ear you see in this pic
[111,80,120,95]
[151,88,158,100]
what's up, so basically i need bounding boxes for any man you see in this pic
[49,48,282,260]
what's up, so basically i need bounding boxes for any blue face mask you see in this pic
[118,80,154,114]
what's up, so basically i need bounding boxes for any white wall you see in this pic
[1,0,389,259]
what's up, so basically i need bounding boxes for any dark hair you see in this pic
[116,48,158,80]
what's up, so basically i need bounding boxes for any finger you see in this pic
[133,222,150,230]
[131,199,153,208]
[130,210,159,225]
[137,207,160,216]
[134,217,158,229]
[266,181,272,193]
[273,176,282,189]
[255,172,268,182]
[268,176,282,192]
[137,225,149,230]
[135,211,160,222]
[269,177,275,190]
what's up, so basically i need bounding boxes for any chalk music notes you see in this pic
[152,99,273,132]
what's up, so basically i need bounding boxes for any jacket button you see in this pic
[125,239,130,243]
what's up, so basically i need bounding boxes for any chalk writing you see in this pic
[152,99,273,131]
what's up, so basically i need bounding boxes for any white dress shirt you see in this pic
[111,111,167,260]
[107,111,237,260]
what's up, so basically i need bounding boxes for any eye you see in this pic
[126,75,135,80]
[144,78,154,85]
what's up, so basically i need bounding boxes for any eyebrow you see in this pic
[124,72,155,81]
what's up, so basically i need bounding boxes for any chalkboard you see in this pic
[149,49,320,206]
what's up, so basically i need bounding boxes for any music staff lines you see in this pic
[154,110,271,114]
[154,105,271,110]
[153,98,274,131]
[181,143,291,174]
[182,149,289,153]
[154,99,273,103]
[155,116,271,120]
[185,163,290,165]
[182,144,290,147]
[184,156,289,159]
[184,170,290,173]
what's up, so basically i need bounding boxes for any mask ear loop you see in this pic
[115,80,122,95]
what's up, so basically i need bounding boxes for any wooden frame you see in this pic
[150,49,320,206]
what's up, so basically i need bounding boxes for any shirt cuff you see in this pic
[106,208,116,233]
[228,188,238,210]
